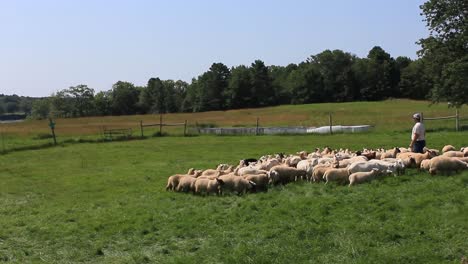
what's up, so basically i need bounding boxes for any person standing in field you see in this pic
[409,113,426,153]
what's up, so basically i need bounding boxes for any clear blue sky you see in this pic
[0,0,428,97]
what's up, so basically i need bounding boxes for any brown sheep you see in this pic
[218,174,256,195]
[243,173,269,192]
[194,178,224,195]
[323,168,350,184]
[176,177,198,193]
[268,166,306,185]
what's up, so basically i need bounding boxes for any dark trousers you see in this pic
[414,140,426,153]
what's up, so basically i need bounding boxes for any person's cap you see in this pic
[413,113,421,119]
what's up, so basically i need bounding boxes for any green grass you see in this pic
[1,132,467,263]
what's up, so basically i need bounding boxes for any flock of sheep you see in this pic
[166,145,468,196]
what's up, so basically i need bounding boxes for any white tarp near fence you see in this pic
[198,125,372,135]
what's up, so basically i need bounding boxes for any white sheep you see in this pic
[296,159,317,180]
[429,156,468,175]
[348,168,381,186]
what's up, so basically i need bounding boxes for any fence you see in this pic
[140,114,188,137]
[103,127,133,140]
[422,109,466,131]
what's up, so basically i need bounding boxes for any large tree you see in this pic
[419,0,468,106]
[111,81,139,115]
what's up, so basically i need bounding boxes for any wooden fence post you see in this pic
[455,108,459,132]
[48,118,57,145]
[184,120,187,136]
[159,114,163,135]
[140,120,143,138]
[329,113,333,134]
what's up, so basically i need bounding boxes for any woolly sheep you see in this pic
[311,164,333,182]
[243,173,269,192]
[442,145,456,153]
[237,166,268,176]
[323,168,350,184]
[268,166,306,185]
[194,178,224,195]
[380,147,401,159]
[348,168,381,186]
[166,170,202,191]
[218,174,256,195]
[176,176,198,193]
[296,159,317,180]
[442,150,466,158]
[429,156,468,175]
[420,159,431,171]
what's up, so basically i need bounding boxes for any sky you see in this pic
[0,0,429,97]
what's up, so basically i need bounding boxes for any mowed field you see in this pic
[1,100,468,263]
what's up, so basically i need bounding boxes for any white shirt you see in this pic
[411,122,425,141]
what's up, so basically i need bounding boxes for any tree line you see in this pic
[25,46,448,119]
[2,0,465,119]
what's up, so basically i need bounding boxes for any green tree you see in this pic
[30,99,50,119]
[141,78,166,114]
[419,0,468,106]
[94,91,112,116]
[225,65,253,109]
[399,59,432,99]
[111,81,139,115]
[286,62,324,104]
[250,60,274,107]
[270,64,297,105]
[308,50,358,102]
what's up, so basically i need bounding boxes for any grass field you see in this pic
[1,100,468,263]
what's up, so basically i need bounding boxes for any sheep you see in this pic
[268,166,306,185]
[397,150,436,167]
[201,165,233,177]
[323,168,350,184]
[420,159,431,171]
[166,169,203,191]
[285,155,302,167]
[194,178,224,195]
[311,164,333,182]
[216,164,231,171]
[296,159,317,180]
[380,147,401,159]
[348,168,381,186]
[429,156,468,175]
[368,159,403,176]
[218,174,256,195]
[176,176,198,193]
[237,166,268,176]
[254,158,281,171]
[442,145,456,153]
[442,150,466,158]
[243,173,269,192]
[348,161,396,176]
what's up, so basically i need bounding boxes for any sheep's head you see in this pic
[248,180,256,189]
[267,170,279,184]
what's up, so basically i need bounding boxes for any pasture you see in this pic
[1,100,468,263]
